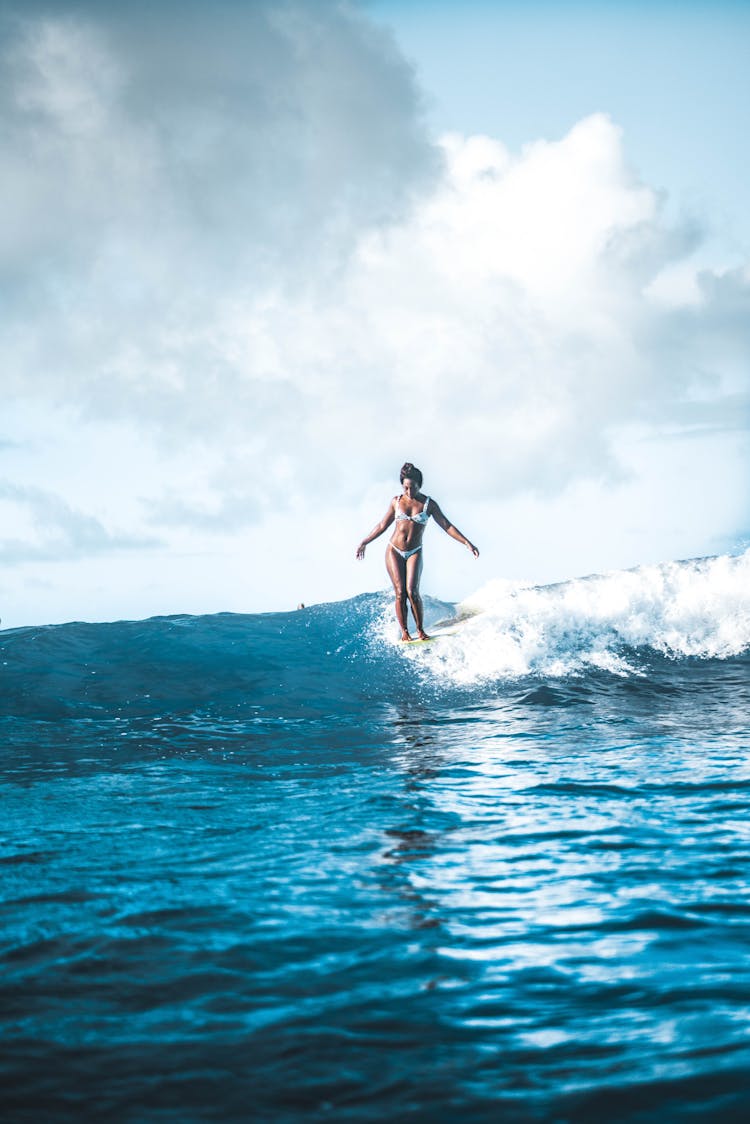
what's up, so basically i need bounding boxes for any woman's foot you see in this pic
[416,630,430,641]
[400,630,413,642]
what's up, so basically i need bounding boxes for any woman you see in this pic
[356,462,479,642]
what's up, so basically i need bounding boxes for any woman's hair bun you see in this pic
[399,462,423,487]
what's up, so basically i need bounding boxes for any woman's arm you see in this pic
[356,502,396,559]
[429,500,479,558]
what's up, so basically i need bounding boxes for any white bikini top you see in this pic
[394,496,431,525]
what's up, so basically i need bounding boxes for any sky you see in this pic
[1,0,748,628]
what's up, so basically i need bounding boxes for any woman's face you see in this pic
[402,476,420,495]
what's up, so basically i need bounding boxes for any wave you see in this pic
[1,551,748,719]
[421,549,750,683]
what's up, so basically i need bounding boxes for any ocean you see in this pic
[2,551,749,1123]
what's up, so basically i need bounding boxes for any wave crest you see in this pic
[419,551,750,684]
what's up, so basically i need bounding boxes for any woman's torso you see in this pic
[390,494,431,550]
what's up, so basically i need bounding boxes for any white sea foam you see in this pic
[419,550,750,684]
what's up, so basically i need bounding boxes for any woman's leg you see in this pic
[406,549,428,639]
[385,545,411,640]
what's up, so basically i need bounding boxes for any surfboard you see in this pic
[400,629,458,647]
[397,608,478,648]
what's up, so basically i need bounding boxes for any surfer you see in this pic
[356,462,479,642]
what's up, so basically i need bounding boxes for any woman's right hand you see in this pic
[356,542,366,560]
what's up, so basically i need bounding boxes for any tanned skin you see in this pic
[356,474,478,642]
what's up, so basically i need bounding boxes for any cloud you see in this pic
[0,0,747,564]
[0,0,438,404]
[0,480,160,562]
[216,114,747,502]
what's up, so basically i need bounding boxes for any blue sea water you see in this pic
[2,551,750,1123]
